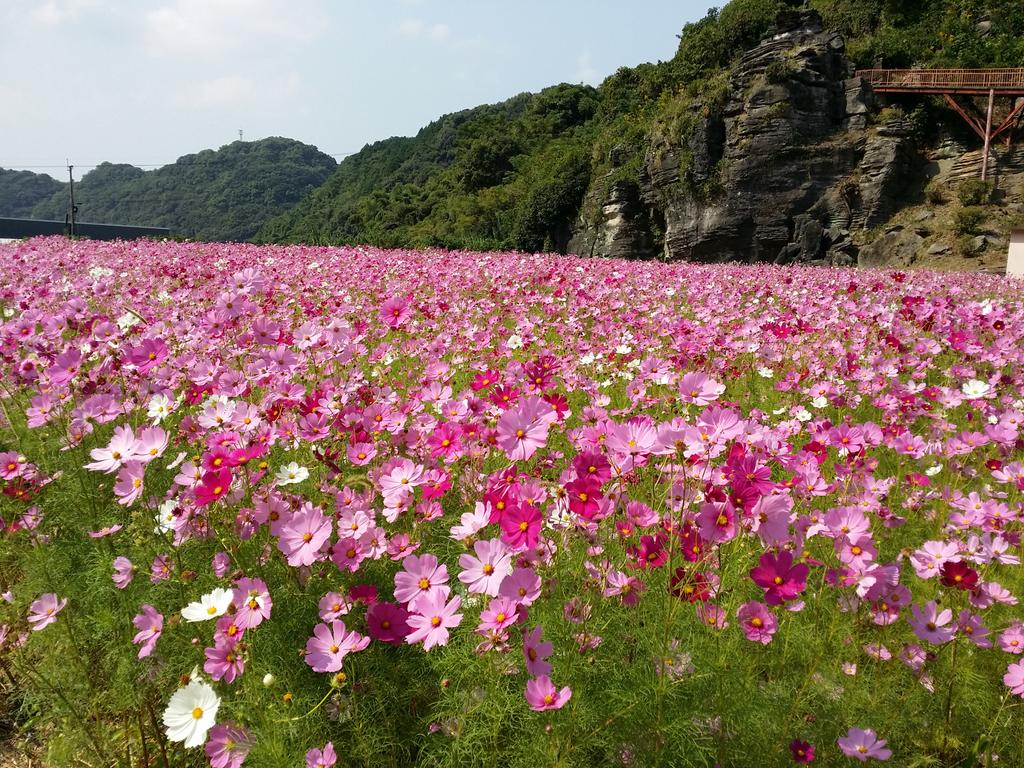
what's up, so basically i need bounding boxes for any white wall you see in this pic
[1010,230,1024,278]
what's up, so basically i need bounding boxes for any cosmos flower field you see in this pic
[0,236,1022,767]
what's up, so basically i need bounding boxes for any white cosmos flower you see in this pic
[148,394,173,424]
[155,499,177,534]
[961,379,990,399]
[181,588,234,622]
[757,367,774,378]
[794,408,813,422]
[162,678,220,748]
[924,465,943,477]
[275,462,309,486]
[506,334,523,350]
[116,312,140,331]
[810,396,829,409]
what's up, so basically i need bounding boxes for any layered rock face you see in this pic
[570,11,922,264]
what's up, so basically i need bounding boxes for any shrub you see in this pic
[924,180,946,205]
[957,178,993,207]
[954,205,985,234]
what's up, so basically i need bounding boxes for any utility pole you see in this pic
[67,163,77,237]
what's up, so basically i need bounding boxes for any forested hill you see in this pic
[258,0,1024,268]
[2,138,337,242]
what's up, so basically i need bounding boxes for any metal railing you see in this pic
[855,68,1024,92]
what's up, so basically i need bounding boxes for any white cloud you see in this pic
[144,0,326,58]
[175,72,300,108]
[27,0,97,25]
[397,18,449,42]
[573,49,599,86]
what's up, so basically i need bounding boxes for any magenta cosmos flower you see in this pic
[305,620,370,673]
[205,722,252,768]
[28,593,67,631]
[750,550,809,605]
[366,602,411,646]
[790,739,815,763]
[837,728,891,761]
[405,593,462,651]
[525,675,572,711]
[499,504,542,551]
[277,506,332,567]
[204,636,245,683]
[738,601,778,644]
[523,626,554,677]
[132,604,163,658]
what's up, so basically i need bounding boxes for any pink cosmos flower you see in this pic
[406,593,462,651]
[331,537,366,572]
[113,460,147,506]
[750,550,809,605]
[477,596,520,634]
[150,554,173,583]
[523,626,553,677]
[499,567,542,606]
[908,601,955,644]
[232,578,272,629]
[135,426,168,463]
[495,396,556,461]
[347,442,376,466]
[28,593,67,631]
[458,538,513,596]
[125,337,168,373]
[738,601,778,644]
[367,602,411,646]
[525,675,572,711]
[394,554,450,612]
[278,506,332,567]
[112,556,134,589]
[0,452,23,480]
[318,592,351,621]
[998,622,1024,653]
[204,636,245,683]
[212,551,231,578]
[1005,659,1024,697]
[195,467,233,507]
[837,728,891,761]
[205,722,252,768]
[305,620,370,673]
[678,372,725,406]
[88,524,123,538]
[306,742,337,768]
[84,425,141,473]
[131,604,163,658]
[380,296,412,328]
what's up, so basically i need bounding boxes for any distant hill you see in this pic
[258,0,1024,270]
[3,137,336,242]
[0,169,65,218]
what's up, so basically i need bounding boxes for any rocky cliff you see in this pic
[568,10,1016,269]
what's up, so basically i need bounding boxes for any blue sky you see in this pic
[1,1,716,179]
